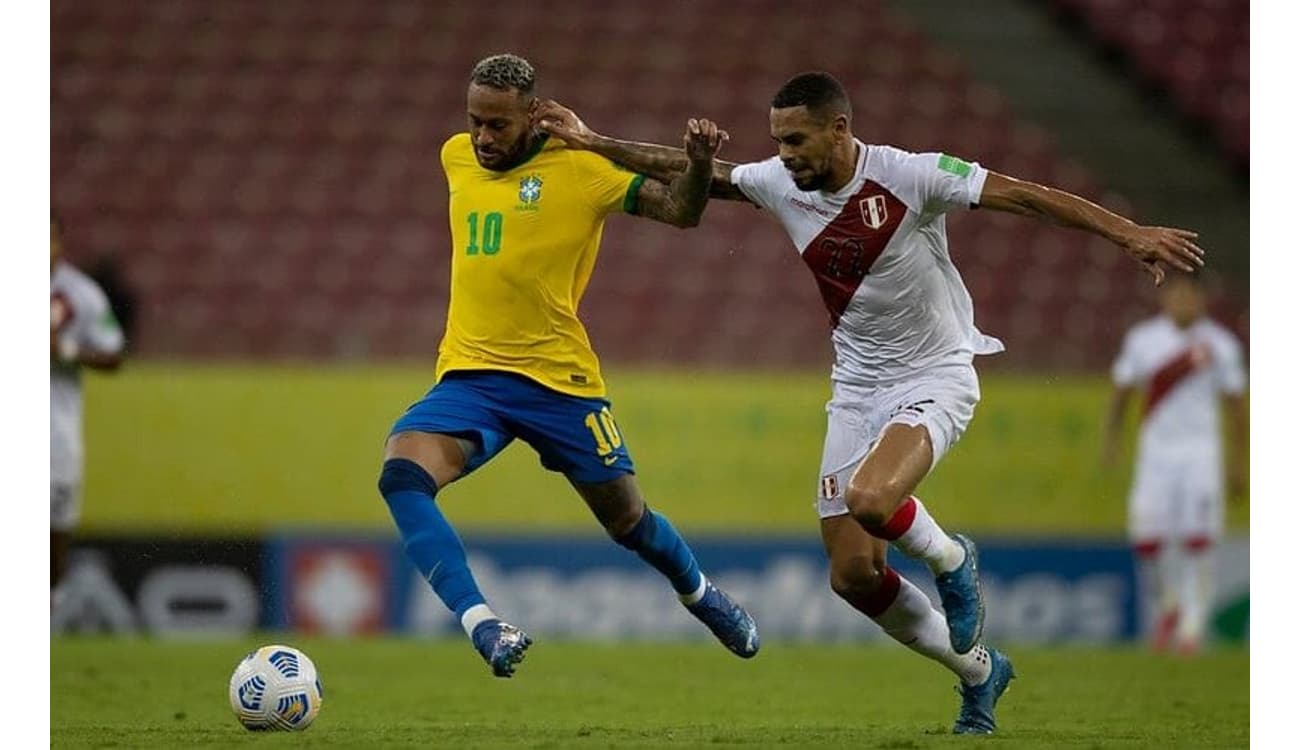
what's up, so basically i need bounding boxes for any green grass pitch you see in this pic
[52,637,1247,748]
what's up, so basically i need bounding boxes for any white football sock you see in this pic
[1157,542,1182,616]
[460,604,499,638]
[886,497,966,575]
[678,576,709,605]
[1177,544,1215,647]
[872,574,992,686]
[1135,540,1178,637]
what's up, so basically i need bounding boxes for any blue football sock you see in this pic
[378,458,486,621]
[614,507,704,596]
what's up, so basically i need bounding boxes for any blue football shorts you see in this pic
[388,369,635,484]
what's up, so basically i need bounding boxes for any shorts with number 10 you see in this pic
[388,370,635,484]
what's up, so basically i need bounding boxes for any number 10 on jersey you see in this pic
[584,407,623,456]
[466,211,503,255]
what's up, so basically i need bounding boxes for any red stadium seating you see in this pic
[1054,0,1248,164]
[52,0,1240,369]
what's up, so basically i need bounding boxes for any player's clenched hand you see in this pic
[683,118,726,164]
[533,99,596,149]
[1120,225,1206,286]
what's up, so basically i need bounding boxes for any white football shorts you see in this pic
[1127,452,1224,542]
[815,364,980,518]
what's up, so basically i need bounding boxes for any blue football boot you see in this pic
[470,619,532,678]
[685,582,761,658]
[934,533,985,654]
[953,648,1016,735]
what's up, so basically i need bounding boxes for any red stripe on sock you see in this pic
[869,497,917,541]
[1133,539,1162,559]
[862,567,902,617]
[1184,536,1213,552]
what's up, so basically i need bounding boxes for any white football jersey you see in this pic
[731,141,1003,385]
[1111,315,1246,463]
[51,261,125,484]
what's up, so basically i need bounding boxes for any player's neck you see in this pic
[488,132,549,173]
[822,141,860,194]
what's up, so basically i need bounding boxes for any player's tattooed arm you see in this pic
[978,171,1205,286]
[631,118,724,228]
[590,136,748,203]
[599,138,749,203]
[535,99,752,203]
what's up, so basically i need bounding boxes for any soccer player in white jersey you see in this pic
[534,72,1204,734]
[51,216,126,597]
[1103,274,1246,655]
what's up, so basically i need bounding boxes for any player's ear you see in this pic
[832,114,850,141]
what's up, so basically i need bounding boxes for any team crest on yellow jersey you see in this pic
[518,174,543,211]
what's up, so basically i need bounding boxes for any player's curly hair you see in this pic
[470,53,536,95]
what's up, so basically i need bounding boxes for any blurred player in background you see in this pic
[1103,273,1246,655]
[536,71,1204,733]
[377,53,759,679]
[51,215,127,601]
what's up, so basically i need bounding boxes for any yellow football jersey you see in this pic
[434,133,645,397]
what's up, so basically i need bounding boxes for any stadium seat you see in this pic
[50,0,1243,369]
[1054,0,1247,166]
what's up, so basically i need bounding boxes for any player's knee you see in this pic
[377,458,439,501]
[828,558,886,601]
[381,432,467,488]
[602,497,652,543]
[843,478,906,529]
[577,475,645,540]
[602,505,644,540]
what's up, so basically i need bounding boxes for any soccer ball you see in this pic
[228,644,323,731]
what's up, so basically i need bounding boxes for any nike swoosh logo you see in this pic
[603,455,619,466]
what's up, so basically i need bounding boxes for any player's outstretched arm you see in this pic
[535,100,751,202]
[630,118,725,228]
[978,172,1205,286]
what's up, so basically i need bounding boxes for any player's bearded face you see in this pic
[467,84,535,171]
[770,106,838,191]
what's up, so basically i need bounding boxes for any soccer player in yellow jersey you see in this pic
[376,54,759,678]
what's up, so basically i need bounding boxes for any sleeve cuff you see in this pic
[623,174,646,214]
[968,165,989,207]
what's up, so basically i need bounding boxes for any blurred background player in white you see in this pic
[1103,273,1246,655]
[51,215,127,600]
[535,71,1205,735]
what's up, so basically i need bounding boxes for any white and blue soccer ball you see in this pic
[228,644,323,731]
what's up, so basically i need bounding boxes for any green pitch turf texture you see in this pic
[81,364,1248,535]
[51,637,1247,748]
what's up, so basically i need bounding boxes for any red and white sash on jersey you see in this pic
[1142,343,1212,418]
[799,181,906,327]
